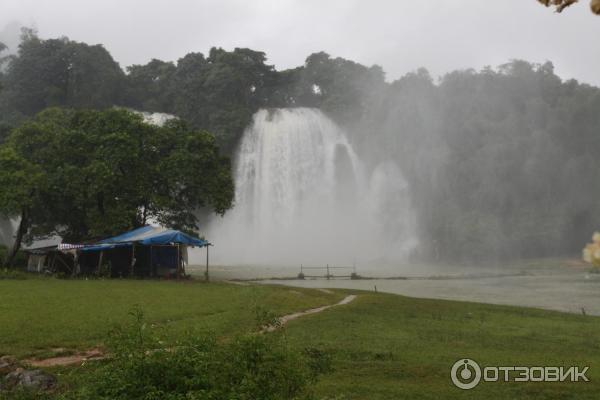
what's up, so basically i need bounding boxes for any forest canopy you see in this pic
[1,29,599,263]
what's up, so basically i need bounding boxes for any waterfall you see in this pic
[206,107,417,266]
[0,218,18,248]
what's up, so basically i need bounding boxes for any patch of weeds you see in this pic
[56,306,333,400]
[0,269,28,280]
[253,304,282,331]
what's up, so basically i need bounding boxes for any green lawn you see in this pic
[283,291,600,399]
[0,278,342,358]
[1,278,599,399]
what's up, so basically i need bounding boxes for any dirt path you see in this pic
[22,294,357,367]
[264,294,357,332]
[24,348,105,368]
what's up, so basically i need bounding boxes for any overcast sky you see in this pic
[1,0,599,85]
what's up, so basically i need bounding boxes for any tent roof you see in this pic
[99,226,157,244]
[75,225,209,252]
[79,226,208,252]
[100,225,208,247]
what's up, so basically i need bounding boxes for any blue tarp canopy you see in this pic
[80,226,208,252]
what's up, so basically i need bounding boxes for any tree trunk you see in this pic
[141,202,149,226]
[4,209,28,268]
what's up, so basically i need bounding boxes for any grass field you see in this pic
[0,278,342,358]
[1,277,600,399]
[284,291,600,399]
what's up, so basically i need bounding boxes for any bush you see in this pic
[64,307,331,400]
[0,245,28,269]
[0,244,7,266]
[11,251,28,269]
[0,269,28,280]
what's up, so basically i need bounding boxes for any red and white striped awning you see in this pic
[58,243,85,251]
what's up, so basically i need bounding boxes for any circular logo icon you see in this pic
[451,359,482,390]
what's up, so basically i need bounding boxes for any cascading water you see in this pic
[0,218,18,248]
[205,107,417,266]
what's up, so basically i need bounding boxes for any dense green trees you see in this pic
[124,59,176,112]
[1,29,599,263]
[289,52,386,123]
[364,61,600,262]
[136,49,385,150]
[120,47,280,152]
[0,30,124,126]
[170,47,280,152]
[0,108,233,266]
[0,32,384,153]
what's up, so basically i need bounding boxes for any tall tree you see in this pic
[0,108,234,266]
[298,52,386,123]
[0,29,124,118]
[124,59,176,111]
[122,47,281,153]
[0,143,46,266]
[170,47,280,152]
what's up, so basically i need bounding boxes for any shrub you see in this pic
[0,268,28,280]
[0,244,6,265]
[11,251,28,269]
[0,245,28,270]
[64,307,331,400]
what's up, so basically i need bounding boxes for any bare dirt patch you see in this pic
[24,348,105,368]
[264,294,357,332]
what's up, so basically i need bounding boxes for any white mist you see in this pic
[203,107,417,267]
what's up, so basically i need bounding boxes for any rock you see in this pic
[4,368,56,391]
[0,356,17,375]
[3,367,24,388]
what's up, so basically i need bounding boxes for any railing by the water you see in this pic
[297,264,359,280]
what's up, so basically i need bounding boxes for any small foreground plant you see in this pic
[59,306,332,400]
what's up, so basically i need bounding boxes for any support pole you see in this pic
[326,264,330,280]
[181,246,187,277]
[176,244,180,280]
[97,251,104,276]
[150,245,153,277]
[205,243,211,282]
[74,252,80,276]
[130,245,135,277]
